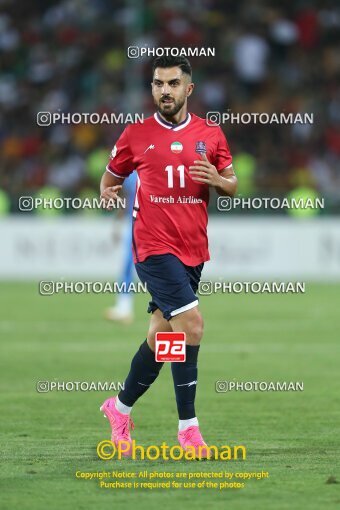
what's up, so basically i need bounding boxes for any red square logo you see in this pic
[155,332,186,362]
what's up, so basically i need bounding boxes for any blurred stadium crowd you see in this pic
[0,0,339,214]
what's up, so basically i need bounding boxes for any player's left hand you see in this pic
[189,153,221,186]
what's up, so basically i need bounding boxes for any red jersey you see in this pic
[106,112,232,266]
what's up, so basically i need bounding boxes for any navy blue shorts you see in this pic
[135,254,204,321]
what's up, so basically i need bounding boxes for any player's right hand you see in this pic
[101,185,122,210]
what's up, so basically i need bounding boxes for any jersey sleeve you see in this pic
[106,127,134,179]
[213,127,233,173]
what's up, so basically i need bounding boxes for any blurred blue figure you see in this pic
[105,172,137,324]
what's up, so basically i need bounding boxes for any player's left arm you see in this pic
[189,153,237,197]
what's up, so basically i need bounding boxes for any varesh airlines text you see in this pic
[150,195,203,204]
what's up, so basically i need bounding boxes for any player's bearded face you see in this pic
[152,68,191,118]
[157,92,186,116]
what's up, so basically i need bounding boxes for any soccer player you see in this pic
[100,55,237,458]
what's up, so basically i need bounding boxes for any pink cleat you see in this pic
[178,425,210,460]
[100,397,134,457]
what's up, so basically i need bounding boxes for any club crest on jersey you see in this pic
[170,141,183,154]
[195,141,206,154]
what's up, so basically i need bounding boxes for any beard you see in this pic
[156,95,186,119]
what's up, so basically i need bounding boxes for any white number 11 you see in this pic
[165,165,185,188]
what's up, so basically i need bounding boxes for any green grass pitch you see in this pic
[0,282,339,510]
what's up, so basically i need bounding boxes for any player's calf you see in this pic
[170,307,205,447]
[118,339,164,407]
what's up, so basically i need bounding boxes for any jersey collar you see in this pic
[154,112,192,131]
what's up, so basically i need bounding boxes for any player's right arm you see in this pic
[100,171,123,210]
[100,127,135,210]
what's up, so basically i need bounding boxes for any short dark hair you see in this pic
[152,55,192,78]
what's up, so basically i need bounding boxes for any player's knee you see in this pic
[186,313,204,345]
[147,313,171,351]
[147,326,158,351]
